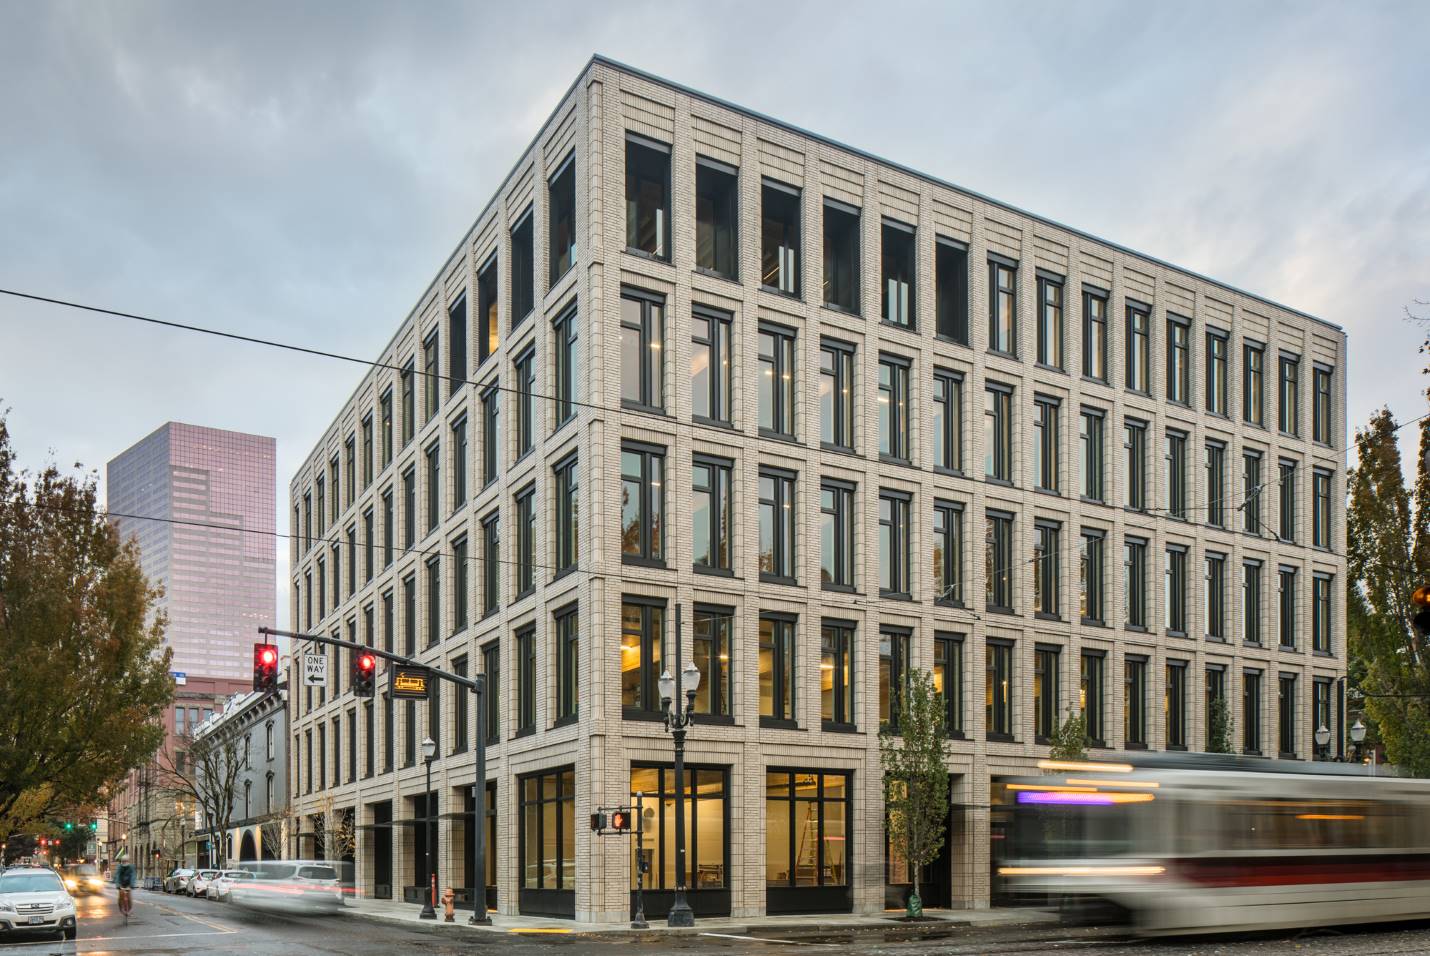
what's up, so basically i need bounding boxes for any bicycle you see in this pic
[118,886,132,925]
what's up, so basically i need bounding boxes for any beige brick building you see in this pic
[284,55,1347,923]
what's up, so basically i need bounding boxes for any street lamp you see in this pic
[1314,725,1330,761]
[1350,717,1366,761]
[419,736,437,920]
[658,636,701,929]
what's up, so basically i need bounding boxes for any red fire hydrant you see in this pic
[441,886,456,922]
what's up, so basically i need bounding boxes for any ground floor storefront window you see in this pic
[519,766,575,917]
[765,769,851,914]
[459,781,497,909]
[629,764,730,917]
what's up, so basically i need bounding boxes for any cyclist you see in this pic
[114,849,135,922]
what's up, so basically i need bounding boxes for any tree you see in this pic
[0,412,174,842]
[154,724,246,870]
[1347,407,1430,776]
[1047,710,1087,761]
[880,669,949,919]
[314,795,356,862]
[1206,695,1233,754]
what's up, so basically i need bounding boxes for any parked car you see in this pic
[164,868,195,894]
[0,866,77,941]
[228,861,342,913]
[186,870,220,898]
[205,870,252,902]
[60,864,104,896]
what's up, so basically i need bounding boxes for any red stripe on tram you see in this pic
[1174,855,1430,888]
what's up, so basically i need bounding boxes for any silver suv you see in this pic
[0,867,77,941]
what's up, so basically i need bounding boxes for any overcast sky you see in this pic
[2,0,1427,627]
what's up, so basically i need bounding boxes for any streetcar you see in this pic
[997,753,1430,936]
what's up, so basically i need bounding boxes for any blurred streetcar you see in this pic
[998,753,1430,936]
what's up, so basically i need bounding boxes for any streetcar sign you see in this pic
[390,664,432,700]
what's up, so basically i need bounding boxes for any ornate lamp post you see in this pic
[419,737,437,920]
[1350,718,1366,762]
[657,642,701,928]
[1314,724,1331,761]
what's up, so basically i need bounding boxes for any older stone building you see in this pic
[284,55,1347,923]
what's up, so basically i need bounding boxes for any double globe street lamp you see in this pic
[657,658,701,928]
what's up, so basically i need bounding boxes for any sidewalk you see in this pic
[339,895,1060,940]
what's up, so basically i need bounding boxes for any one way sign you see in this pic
[303,653,328,687]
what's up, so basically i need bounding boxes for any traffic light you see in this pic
[89,821,98,832]
[63,822,73,832]
[352,651,377,698]
[589,812,608,832]
[253,643,280,693]
[610,810,631,832]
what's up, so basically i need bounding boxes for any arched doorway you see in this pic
[239,831,258,862]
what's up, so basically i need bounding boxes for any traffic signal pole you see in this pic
[258,627,490,925]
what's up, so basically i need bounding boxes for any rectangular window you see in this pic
[481,384,500,486]
[1313,573,1333,654]
[402,467,416,549]
[316,477,326,536]
[819,339,855,451]
[381,489,394,567]
[514,347,535,458]
[878,491,911,598]
[758,323,796,439]
[821,199,860,312]
[404,698,418,767]
[821,621,855,727]
[695,157,738,279]
[1126,302,1150,393]
[1313,679,1333,759]
[1125,657,1147,746]
[933,501,964,606]
[1033,397,1059,493]
[1080,409,1104,501]
[692,455,732,574]
[1206,440,1226,528]
[1313,468,1333,548]
[691,306,732,425]
[1166,545,1188,634]
[425,442,440,533]
[628,765,728,893]
[402,574,416,656]
[988,257,1017,355]
[820,479,854,590]
[1206,330,1229,415]
[877,354,911,461]
[879,628,911,730]
[452,657,469,753]
[1279,460,1297,542]
[422,330,440,423]
[762,180,801,295]
[549,153,577,284]
[1206,553,1226,641]
[364,701,374,776]
[1125,537,1147,629]
[424,557,441,651]
[620,443,665,565]
[552,303,578,428]
[934,634,964,735]
[933,370,963,472]
[1036,273,1064,369]
[693,606,732,718]
[515,485,536,597]
[554,454,579,575]
[986,510,1014,612]
[401,360,416,445]
[1125,419,1147,510]
[1313,365,1334,445]
[557,608,580,720]
[1278,566,1298,650]
[621,599,665,716]
[1080,529,1105,624]
[1279,354,1300,436]
[516,624,535,732]
[452,535,468,632]
[1166,315,1190,404]
[1034,646,1060,741]
[984,383,1013,482]
[1243,451,1263,535]
[1205,667,1226,752]
[1081,652,1104,745]
[881,219,915,327]
[1244,341,1265,426]
[477,253,499,366]
[380,389,393,466]
[759,468,797,582]
[382,589,393,653]
[759,615,796,724]
[1166,430,1187,519]
[345,437,356,507]
[361,414,374,488]
[1033,520,1061,619]
[936,239,969,344]
[626,134,670,260]
[510,209,535,326]
[1243,560,1263,645]
[481,512,499,616]
[1083,287,1107,380]
[986,641,1014,738]
[382,697,394,773]
[363,508,374,582]
[1166,662,1188,749]
[518,767,575,891]
[449,416,468,511]
[482,641,500,742]
[620,288,665,410]
[764,770,849,890]
[1277,673,1297,757]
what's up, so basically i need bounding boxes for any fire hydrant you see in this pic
[441,886,456,922]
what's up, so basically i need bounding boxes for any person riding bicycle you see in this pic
[114,849,136,918]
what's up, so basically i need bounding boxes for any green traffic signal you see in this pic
[63,822,73,832]
[89,821,98,832]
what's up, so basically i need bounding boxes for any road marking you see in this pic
[699,932,831,946]
[509,927,573,934]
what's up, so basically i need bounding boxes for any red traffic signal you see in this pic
[253,643,280,694]
[610,810,631,832]
[352,651,377,698]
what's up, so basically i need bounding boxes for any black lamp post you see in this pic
[658,608,701,929]
[419,736,437,920]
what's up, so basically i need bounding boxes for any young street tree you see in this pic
[1048,710,1087,761]
[0,413,174,842]
[1206,695,1233,754]
[880,668,949,918]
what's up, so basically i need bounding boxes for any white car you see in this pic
[164,868,194,894]
[0,867,77,941]
[229,861,343,913]
[186,869,220,897]
[205,870,252,902]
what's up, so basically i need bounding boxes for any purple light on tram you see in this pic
[1016,791,1115,806]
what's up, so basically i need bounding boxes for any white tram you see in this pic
[998,753,1430,936]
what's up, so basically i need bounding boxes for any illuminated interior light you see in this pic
[1296,813,1364,821]
[997,865,1164,877]
[1037,759,1133,773]
[1006,783,1098,793]
[1065,778,1159,789]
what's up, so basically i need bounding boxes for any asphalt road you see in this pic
[5,889,1430,955]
